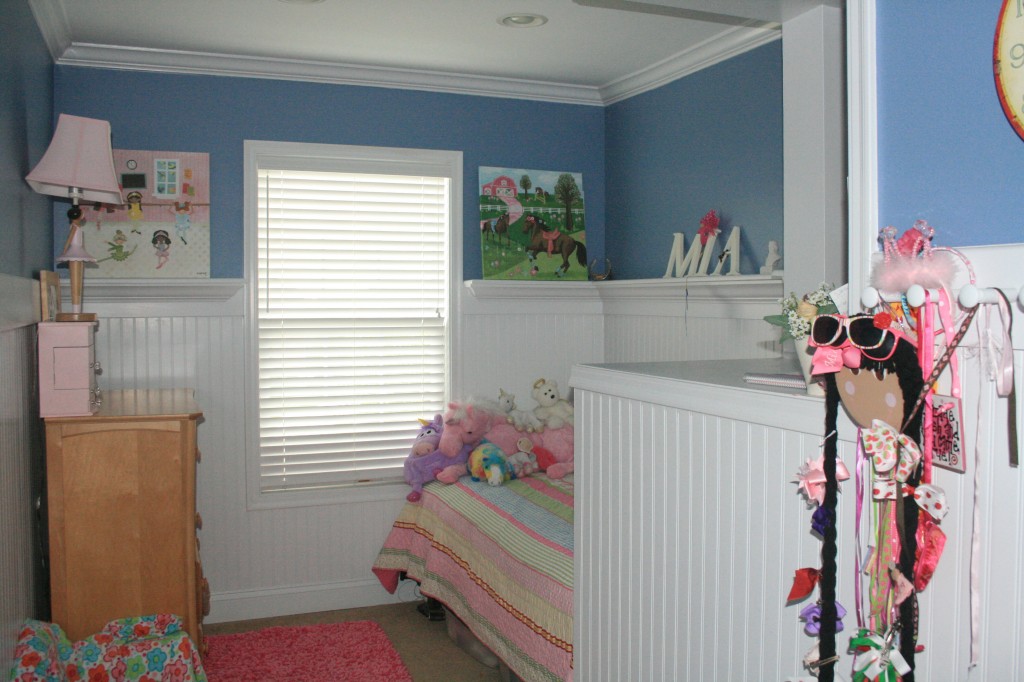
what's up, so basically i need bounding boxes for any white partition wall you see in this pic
[0,274,43,663]
[571,352,1024,682]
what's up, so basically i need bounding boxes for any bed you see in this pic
[372,472,574,682]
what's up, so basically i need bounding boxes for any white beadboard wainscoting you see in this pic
[0,274,43,664]
[571,348,1024,681]
[598,275,783,363]
[78,274,782,624]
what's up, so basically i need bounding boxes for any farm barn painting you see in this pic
[478,166,587,281]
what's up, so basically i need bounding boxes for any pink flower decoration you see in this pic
[698,209,720,246]
[795,454,851,506]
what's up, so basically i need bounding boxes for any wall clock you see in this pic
[995,0,1024,140]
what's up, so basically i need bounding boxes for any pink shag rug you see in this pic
[203,621,413,682]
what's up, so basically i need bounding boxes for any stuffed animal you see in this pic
[505,436,540,478]
[531,378,574,431]
[497,388,542,432]
[403,414,464,502]
[438,401,496,457]
[469,441,513,486]
[436,396,574,481]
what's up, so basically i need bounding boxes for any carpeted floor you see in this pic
[204,601,504,682]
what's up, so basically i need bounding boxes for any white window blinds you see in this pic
[256,167,449,492]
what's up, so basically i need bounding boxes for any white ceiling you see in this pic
[27,0,837,105]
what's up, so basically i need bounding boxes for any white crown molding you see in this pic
[55,43,607,106]
[600,24,780,104]
[27,0,71,62]
[35,19,778,106]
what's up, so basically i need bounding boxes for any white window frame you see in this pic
[243,140,463,509]
[153,158,180,197]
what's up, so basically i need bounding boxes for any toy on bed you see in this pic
[505,436,540,478]
[439,395,575,480]
[469,441,514,486]
[498,388,542,432]
[403,413,472,501]
[531,378,574,431]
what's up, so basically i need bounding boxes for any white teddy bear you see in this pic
[531,378,574,431]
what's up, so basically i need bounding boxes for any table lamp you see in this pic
[26,114,123,321]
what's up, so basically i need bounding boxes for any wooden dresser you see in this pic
[44,388,208,650]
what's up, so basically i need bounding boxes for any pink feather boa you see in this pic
[870,249,958,293]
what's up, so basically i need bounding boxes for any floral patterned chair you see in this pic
[9,614,207,682]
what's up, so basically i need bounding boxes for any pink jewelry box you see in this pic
[38,321,100,417]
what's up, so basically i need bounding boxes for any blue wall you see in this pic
[53,68,606,279]
[604,41,784,279]
[877,3,1023,247]
[0,0,54,278]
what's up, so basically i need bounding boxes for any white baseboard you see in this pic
[205,578,415,624]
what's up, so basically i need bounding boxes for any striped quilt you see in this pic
[373,473,573,682]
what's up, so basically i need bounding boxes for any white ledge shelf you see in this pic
[66,278,245,318]
[464,274,781,300]
[463,279,599,301]
[463,275,782,318]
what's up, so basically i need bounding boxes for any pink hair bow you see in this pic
[861,420,922,500]
[810,344,862,375]
[795,454,851,506]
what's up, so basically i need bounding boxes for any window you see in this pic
[154,158,179,196]
[244,141,462,504]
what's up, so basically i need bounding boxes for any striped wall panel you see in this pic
[0,323,41,659]
[573,349,1024,681]
[603,314,779,363]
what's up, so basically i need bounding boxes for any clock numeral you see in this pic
[1011,43,1024,68]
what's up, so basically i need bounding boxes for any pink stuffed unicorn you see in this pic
[438,399,574,481]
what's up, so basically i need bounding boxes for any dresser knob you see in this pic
[195,513,203,530]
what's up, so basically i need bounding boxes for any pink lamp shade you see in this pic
[25,114,124,206]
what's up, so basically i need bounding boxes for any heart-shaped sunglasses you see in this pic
[809,313,915,362]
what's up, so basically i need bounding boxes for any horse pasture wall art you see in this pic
[478,166,588,281]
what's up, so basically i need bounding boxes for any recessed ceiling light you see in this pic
[498,13,548,28]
